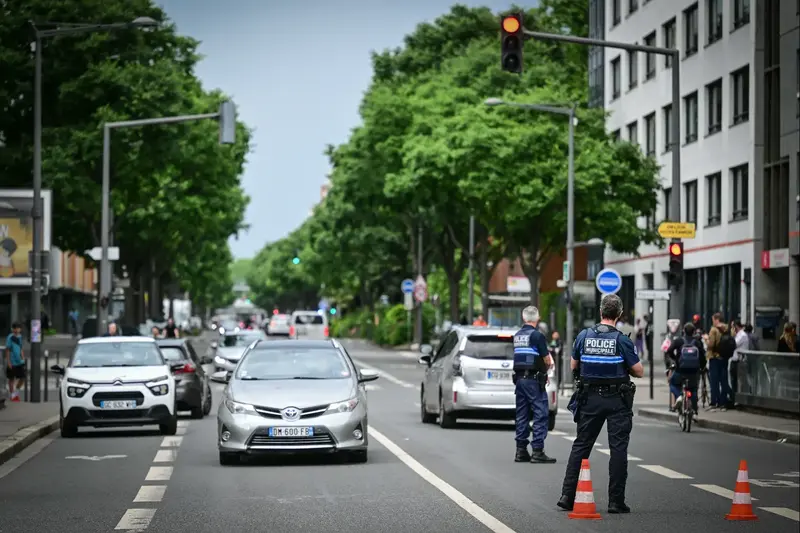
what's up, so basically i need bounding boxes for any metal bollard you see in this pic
[44,350,49,402]
[23,357,29,402]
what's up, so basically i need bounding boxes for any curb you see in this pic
[637,408,800,444]
[0,416,60,466]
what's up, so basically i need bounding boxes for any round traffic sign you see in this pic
[595,268,622,294]
[401,279,415,294]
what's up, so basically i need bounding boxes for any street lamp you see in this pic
[28,17,158,403]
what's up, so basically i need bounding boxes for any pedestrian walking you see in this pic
[706,313,734,410]
[512,306,556,464]
[5,322,26,402]
[558,294,643,514]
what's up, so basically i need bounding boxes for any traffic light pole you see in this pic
[521,30,683,325]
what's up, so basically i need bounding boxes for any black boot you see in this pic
[556,495,574,511]
[514,447,531,462]
[608,501,631,514]
[530,448,556,463]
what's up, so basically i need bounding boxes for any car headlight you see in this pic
[225,398,256,414]
[214,356,227,365]
[327,398,359,413]
[149,384,169,396]
[66,386,88,398]
[66,377,89,386]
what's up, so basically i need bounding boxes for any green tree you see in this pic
[230,258,253,284]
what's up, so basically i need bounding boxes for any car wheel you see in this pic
[202,386,213,415]
[190,405,204,419]
[420,388,436,423]
[219,452,240,466]
[438,393,457,429]
[548,411,556,431]
[160,414,178,435]
[347,450,368,463]
[59,406,77,438]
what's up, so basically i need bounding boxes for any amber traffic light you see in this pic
[669,243,682,256]
[500,13,523,73]
[668,242,684,287]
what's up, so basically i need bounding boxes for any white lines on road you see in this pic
[549,430,567,436]
[759,507,800,522]
[638,465,693,479]
[114,420,191,530]
[595,448,642,461]
[692,484,758,501]
[369,427,517,533]
[353,359,415,388]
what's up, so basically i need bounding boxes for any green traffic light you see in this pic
[292,257,300,265]
[330,308,337,315]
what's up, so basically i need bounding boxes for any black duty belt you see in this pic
[586,382,628,392]
[514,370,545,379]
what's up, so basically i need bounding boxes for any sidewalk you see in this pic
[0,400,58,465]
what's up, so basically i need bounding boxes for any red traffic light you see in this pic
[502,16,521,33]
[669,243,683,256]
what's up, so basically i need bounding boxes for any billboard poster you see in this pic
[0,189,52,287]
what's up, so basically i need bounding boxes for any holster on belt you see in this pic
[619,382,636,410]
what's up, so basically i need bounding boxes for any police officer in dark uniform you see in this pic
[558,294,643,514]
[513,306,557,464]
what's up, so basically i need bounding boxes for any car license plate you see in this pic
[100,400,137,409]
[486,371,512,381]
[268,427,314,437]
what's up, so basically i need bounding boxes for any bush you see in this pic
[331,304,436,346]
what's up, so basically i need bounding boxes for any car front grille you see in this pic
[253,403,330,420]
[91,391,145,407]
[247,430,335,448]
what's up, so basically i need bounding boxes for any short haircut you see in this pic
[683,322,696,337]
[522,306,540,323]
[599,294,623,321]
[712,312,724,322]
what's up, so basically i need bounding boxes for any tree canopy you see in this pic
[0,0,250,314]
[246,1,661,328]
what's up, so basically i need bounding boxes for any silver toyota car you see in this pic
[217,339,379,465]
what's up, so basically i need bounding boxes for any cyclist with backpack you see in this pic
[666,322,707,414]
[706,312,736,410]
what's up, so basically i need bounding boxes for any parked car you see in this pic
[156,338,213,418]
[217,338,379,465]
[288,310,329,340]
[418,326,558,430]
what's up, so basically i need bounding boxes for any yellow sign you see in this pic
[0,218,33,279]
[658,221,696,239]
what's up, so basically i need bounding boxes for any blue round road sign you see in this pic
[401,279,415,294]
[595,268,622,294]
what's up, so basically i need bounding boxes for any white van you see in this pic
[289,310,329,340]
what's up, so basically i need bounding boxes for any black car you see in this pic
[156,338,213,419]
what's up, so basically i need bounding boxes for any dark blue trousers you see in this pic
[515,378,548,449]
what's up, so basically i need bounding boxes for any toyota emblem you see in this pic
[501,362,510,368]
[280,407,300,421]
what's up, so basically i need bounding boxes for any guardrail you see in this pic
[737,350,800,415]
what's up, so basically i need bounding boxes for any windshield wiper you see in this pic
[239,376,265,380]
[99,364,141,367]
[291,376,326,380]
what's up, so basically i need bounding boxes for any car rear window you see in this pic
[462,335,515,360]
[272,316,289,324]
[294,314,324,325]
[159,346,185,362]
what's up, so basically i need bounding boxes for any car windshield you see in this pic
[71,342,165,368]
[462,335,515,360]
[159,346,185,362]
[223,333,263,347]
[236,348,351,380]
[294,313,324,325]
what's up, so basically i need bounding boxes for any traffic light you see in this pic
[292,250,300,265]
[500,13,524,73]
[668,241,683,287]
[329,307,337,315]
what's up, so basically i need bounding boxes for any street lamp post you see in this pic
[29,17,157,402]
[467,215,475,324]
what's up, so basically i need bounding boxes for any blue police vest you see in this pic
[513,324,539,370]
[579,325,628,383]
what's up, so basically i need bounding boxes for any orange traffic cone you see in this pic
[725,460,758,521]
[568,459,602,520]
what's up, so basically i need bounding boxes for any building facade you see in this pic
[590,0,799,345]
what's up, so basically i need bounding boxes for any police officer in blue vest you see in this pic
[558,294,643,514]
[513,306,557,463]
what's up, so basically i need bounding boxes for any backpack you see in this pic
[718,332,737,359]
[678,340,700,370]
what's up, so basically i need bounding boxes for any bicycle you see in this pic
[676,376,694,432]
[699,368,709,408]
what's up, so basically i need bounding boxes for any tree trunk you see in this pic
[447,275,460,323]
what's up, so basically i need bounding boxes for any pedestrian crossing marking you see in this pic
[759,507,799,522]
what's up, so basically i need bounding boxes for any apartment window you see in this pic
[628,50,638,89]
[684,180,698,224]
[684,4,699,57]
[732,65,749,124]
[731,164,749,221]
[684,91,698,144]
[612,0,621,26]
[706,172,722,226]
[764,161,790,250]
[611,129,621,141]
[627,120,638,144]
[663,18,676,68]
[611,56,621,99]
[706,79,722,135]
[733,0,750,29]
[663,104,673,152]
[629,0,638,15]
[663,187,672,220]
[644,112,656,156]
[707,0,723,44]
[643,32,656,79]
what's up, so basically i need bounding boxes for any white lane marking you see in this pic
[369,427,517,533]
[160,436,183,448]
[176,427,187,435]
[563,436,576,442]
[145,466,173,481]
[65,454,127,461]
[153,449,179,463]
[759,507,800,521]
[352,359,415,388]
[560,436,601,447]
[595,448,641,461]
[177,420,190,428]
[115,509,156,530]
[365,384,382,391]
[639,465,693,479]
[0,438,53,480]
[133,485,166,502]
[692,484,759,501]
[549,430,567,436]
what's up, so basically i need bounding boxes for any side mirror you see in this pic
[418,355,432,366]
[210,341,218,349]
[358,368,380,383]
[50,365,65,375]
[224,371,233,383]
[420,344,433,355]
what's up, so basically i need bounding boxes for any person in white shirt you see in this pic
[731,321,748,406]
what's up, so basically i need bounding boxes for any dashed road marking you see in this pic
[145,466,173,481]
[369,427,517,533]
[563,436,577,442]
[595,448,641,461]
[177,420,190,427]
[115,509,156,530]
[160,436,183,448]
[153,449,178,463]
[365,384,382,391]
[176,427,187,435]
[549,430,567,436]
[759,507,799,521]
[352,359,415,388]
[639,465,693,479]
[134,485,166,502]
[692,484,759,501]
